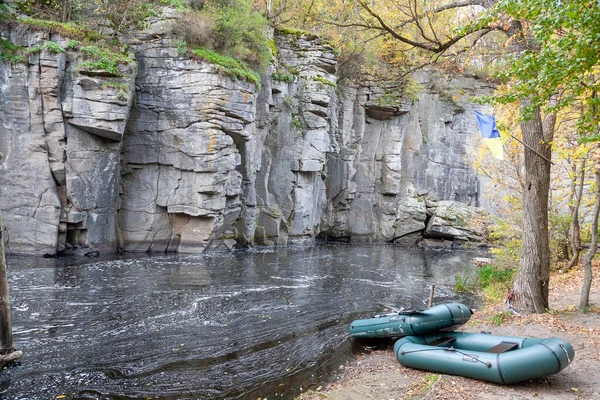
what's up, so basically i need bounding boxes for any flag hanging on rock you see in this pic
[474,110,503,160]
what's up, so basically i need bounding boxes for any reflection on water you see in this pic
[1,244,482,399]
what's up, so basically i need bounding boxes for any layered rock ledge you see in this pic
[0,21,495,256]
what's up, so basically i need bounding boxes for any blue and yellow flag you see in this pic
[474,110,503,160]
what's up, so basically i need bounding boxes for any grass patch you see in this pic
[478,264,515,289]
[75,45,134,76]
[158,0,190,10]
[454,264,516,304]
[0,38,24,63]
[102,85,129,101]
[275,26,319,41]
[282,96,294,109]
[2,16,134,76]
[311,75,336,87]
[44,40,64,54]
[66,40,80,50]
[454,270,477,293]
[102,81,131,101]
[404,78,423,101]
[273,71,295,83]
[419,373,440,394]
[488,310,512,326]
[25,44,42,54]
[174,40,188,57]
[192,47,259,86]
[76,45,134,76]
[18,17,105,42]
[267,38,278,59]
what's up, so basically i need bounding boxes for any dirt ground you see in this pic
[299,266,600,400]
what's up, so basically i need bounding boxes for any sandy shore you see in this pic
[299,266,600,400]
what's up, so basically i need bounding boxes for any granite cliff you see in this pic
[0,16,494,256]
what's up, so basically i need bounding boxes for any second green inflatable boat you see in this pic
[394,331,575,384]
[349,302,472,339]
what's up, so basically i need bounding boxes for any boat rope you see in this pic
[399,348,449,355]
[398,346,492,368]
[459,306,466,331]
[559,344,571,364]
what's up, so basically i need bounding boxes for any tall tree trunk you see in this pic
[563,157,586,273]
[512,100,555,313]
[0,208,15,354]
[60,0,71,22]
[580,160,600,310]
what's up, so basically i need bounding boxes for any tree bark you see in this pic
[60,0,71,22]
[0,207,15,354]
[563,157,585,273]
[512,100,555,313]
[580,166,600,310]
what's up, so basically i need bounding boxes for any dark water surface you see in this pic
[1,244,481,399]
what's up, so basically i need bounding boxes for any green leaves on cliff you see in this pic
[74,44,134,76]
[14,17,104,42]
[0,13,134,75]
[211,0,270,70]
[0,38,23,63]
[173,0,270,79]
[44,41,65,54]
[192,47,260,86]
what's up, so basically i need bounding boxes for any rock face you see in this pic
[321,72,493,244]
[0,26,136,256]
[119,38,256,253]
[253,30,338,246]
[0,21,494,256]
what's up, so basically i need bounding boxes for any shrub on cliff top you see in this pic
[173,11,216,50]
[211,0,270,70]
[173,0,270,72]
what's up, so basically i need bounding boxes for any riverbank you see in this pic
[299,265,600,400]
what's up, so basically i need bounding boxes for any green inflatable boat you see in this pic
[394,331,575,384]
[349,303,472,339]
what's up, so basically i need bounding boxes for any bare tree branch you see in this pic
[354,0,488,53]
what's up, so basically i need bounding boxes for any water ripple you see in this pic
[1,245,483,399]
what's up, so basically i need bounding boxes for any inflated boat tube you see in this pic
[394,331,575,384]
[349,303,472,339]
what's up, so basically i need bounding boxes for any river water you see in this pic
[1,244,481,399]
